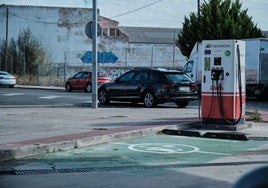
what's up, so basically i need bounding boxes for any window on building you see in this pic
[102,28,109,36]
[101,28,123,37]
[110,28,116,37]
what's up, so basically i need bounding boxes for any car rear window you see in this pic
[0,72,10,76]
[164,72,192,83]
[98,72,108,77]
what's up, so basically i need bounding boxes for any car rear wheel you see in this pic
[65,83,72,92]
[143,91,157,108]
[176,101,189,108]
[85,83,92,93]
[98,89,110,104]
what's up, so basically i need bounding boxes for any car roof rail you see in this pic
[133,67,153,70]
[155,67,180,72]
[133,67,181,72]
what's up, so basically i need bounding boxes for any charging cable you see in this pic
[217,44,243,125]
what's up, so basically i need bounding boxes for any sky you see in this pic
[0,0,267,30]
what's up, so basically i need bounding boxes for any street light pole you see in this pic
[197,0,200,17]
[92,0,98,109]
[5,6,9,71]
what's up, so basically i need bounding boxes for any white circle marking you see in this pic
[128,143,200,154]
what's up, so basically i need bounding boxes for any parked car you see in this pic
[65,71,111,92]
[0,71,16,88]
[98,68,198,108]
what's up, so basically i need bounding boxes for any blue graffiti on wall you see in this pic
[81,51,118,63]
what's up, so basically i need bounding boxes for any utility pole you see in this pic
[92,0,98,109]
[197,0,200,17]
[5,6,9,71]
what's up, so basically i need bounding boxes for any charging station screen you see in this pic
[214,57,222,65]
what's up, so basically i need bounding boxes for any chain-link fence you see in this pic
[5,45,187,86]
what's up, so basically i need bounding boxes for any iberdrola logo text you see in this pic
[206,44,231,48]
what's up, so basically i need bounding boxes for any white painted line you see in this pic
[128,143,200,154]
[112,142,231,156]
[2,93,24,96]
[197,150,231,156]
[39,96,61,99]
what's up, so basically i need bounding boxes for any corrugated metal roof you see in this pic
[119,26,181,44]
[119,26,268,44]
[263,31,268,37]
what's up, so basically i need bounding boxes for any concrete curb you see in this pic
[0,104,76,108]
[0,124,183,162]
[1,121,268,162]
[2,120,267,162]
[15,85,65,91]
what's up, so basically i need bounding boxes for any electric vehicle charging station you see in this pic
[201,40,246,126]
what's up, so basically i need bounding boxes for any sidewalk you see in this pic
[0,104,268,161]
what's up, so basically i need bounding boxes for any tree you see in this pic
[0,27,47,75]
[176,0,264,58]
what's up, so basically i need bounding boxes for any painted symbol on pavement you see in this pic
[128,143,199,154]
[111,142,230,156]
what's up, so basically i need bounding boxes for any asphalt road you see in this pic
[1,87,268,188]
[0,87,92,107]
[1,135,268,188]
[0,87,199,108]
[0,87,268,111]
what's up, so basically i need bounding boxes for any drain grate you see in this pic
[0,166,160,176]
[0,171,16,176]
[2,161,268,176]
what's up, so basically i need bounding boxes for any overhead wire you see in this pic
[10,13,57,24]
[1,0,167,25]
[110,0,165,18]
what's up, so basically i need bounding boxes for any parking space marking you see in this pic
[128,143,199,154]
[39,96,61,99]
[111,142,231,155]
[2,93,24,96]
[197,150,231,155]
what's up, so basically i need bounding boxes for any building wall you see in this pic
[0,5,93,64]
[98,41,184,68]
[0,5,186,74]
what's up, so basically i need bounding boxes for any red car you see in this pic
[65,71,111,92]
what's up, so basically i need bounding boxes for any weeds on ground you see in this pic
[16,75,64,87]
[246,109,263,122]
